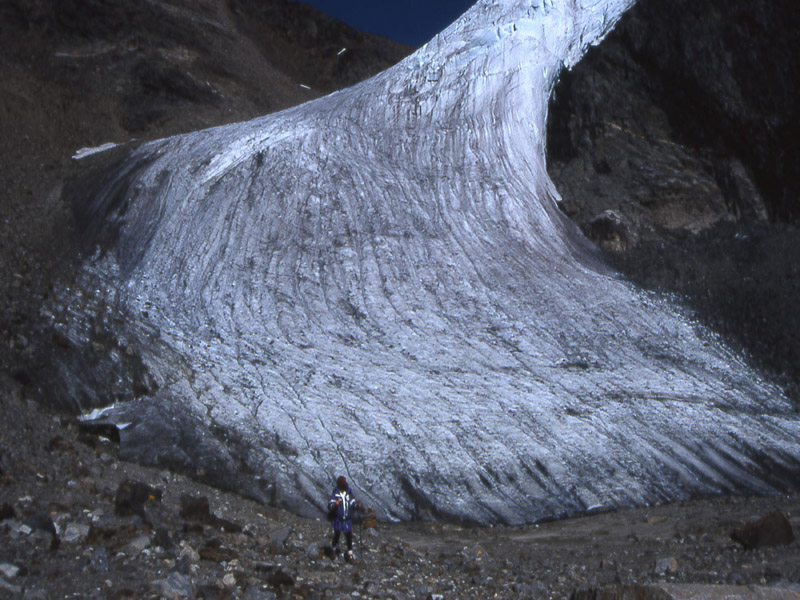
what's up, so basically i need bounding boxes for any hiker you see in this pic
[328,475,362,562]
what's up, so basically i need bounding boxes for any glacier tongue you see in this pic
[64,0,800,524]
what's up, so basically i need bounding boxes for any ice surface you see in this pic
[64,0,800,524]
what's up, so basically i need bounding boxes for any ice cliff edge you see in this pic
[60,0,800,524]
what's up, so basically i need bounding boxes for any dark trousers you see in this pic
[332,530,353,550]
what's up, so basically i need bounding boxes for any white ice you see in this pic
[67,0,800,524]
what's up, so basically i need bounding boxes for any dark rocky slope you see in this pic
[547,0,800,397]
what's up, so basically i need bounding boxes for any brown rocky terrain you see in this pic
[3,0,800,598]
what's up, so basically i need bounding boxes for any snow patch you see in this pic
[72,143,121,160]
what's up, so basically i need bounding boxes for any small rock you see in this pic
[222,573,236,588]
[179,494,242,532]
[305,541,321,559]
[268,568,294,588]
[200,539,238,562]
[647,515,668,525]
[23,513,56,537]
[179,542,201,564]
[159,571,195,599]
[242,588,278,600]
[363,581,381,596]
[763,565,784,582]
[653,557,678,576]
[727,571,748,586]
[115,479,162,519]
[195,583,224,599]
[0,576,22,595]
[62,523,91,544]
[0,563,20,579]
[3,519,33,540]
[0,503,16,521]
[125,534,152,555]
[215,516,243,533]
[268,525,291,545]
[153,528,175,550]
[89,547,110,573]
[180,495,215,524]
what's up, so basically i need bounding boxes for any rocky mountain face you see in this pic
[546,0,800,393]
[549,0,800,232]
[45,0,800,526]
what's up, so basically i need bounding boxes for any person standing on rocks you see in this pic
[328,475,361,563]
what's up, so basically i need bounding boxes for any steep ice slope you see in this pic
[66,0,800,524]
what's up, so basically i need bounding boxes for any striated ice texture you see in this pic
[67,0,800,524]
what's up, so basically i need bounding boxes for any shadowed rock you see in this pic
[732,511,795,550]
[115,480,163,519]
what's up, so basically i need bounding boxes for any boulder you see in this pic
[179,495,215,524]
[114,479,162,519]
[731,511,795,550]
[179,494,242,532]
[158,571,195,600]
[588,210,636,252]
[0,563,20,579]
[267,568,294,588]
[0,503,15,521]
[62,523,91,544]
[199,539,238,562]
[653,557,678,576]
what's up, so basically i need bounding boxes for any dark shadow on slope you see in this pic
[546,0,800,405]
[604,222,800,405]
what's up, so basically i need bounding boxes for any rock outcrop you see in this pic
[546,0,800,402]
[548,0,800,237]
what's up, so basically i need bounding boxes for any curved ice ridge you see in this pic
[69,0,800,524]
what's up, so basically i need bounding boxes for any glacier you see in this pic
[61,0,800,524]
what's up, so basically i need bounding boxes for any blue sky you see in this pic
[296,0,477,46]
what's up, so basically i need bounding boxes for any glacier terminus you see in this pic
[59,0,800,524]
